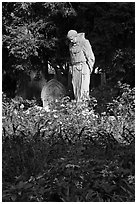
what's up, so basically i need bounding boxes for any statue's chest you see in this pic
[70,43,82,55]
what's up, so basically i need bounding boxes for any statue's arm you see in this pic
[82,40,95,73]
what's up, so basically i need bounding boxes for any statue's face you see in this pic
[69,36,77,44]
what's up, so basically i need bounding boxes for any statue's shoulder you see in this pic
[77,33,88,46]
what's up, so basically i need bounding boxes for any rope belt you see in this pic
[71,61,86,66]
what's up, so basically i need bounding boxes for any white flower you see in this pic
[53,114,58,118]
[60,104,65,107]
[20,104,24,109]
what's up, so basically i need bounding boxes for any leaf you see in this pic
[24,183,33,189]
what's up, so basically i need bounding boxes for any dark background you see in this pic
[2,2,135,97]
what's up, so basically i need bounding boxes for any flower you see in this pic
[53,114,58,118]
[20,104,24,109]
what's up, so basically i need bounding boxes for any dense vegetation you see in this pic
[2,2,135,202]
[2,83,135,201]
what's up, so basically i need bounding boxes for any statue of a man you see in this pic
[67,30,95,101]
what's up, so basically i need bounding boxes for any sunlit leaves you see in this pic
[2,2,75,63]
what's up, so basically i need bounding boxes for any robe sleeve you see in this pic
[82,39,95,73]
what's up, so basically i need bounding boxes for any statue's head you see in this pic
[67,30,78,43]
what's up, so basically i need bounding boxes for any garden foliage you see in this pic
[2,83,135,202]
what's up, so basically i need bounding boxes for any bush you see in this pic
[2,86,135,202]
[110,48,135,87]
